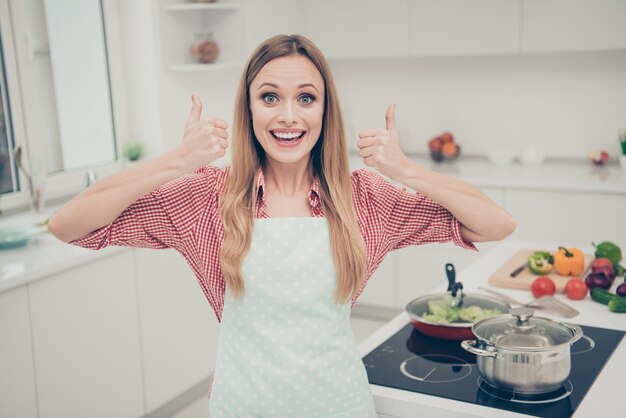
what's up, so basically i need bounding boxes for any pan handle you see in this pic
[461,340,498,358]
[446,263,463,306]
[445,263,456,291]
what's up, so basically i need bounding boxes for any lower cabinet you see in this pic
[134,248,219,413]
[28,250,144,418]
[7,247,220,418]
[0,286,38,418]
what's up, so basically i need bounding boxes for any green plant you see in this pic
[123,142,144,161]
[620,131,626,155]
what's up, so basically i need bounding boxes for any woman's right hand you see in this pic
[177,94,229,173]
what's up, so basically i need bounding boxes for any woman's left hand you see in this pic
[357,104,413,182]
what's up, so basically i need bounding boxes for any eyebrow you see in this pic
[258,82,320,93]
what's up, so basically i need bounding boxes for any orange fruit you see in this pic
[441,142,458,158]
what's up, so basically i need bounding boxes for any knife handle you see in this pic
[510,264,526,277]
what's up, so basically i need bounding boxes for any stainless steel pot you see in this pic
[461,307,583,394]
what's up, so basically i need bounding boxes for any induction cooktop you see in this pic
[362,323,624,418]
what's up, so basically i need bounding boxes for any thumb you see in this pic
[385,104,396,131]
[187,94,202,122]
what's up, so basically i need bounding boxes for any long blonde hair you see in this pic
[220,34,366,303]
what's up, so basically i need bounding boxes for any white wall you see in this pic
[332,52,626,159]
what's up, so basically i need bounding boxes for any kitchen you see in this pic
[1,0,626,417]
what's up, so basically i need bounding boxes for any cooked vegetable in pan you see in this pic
[421,296,503,324]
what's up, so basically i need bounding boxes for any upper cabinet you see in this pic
[411,0,521,56]
[303,0,410,59]
[522,0,626,53]
[158,0,626,70]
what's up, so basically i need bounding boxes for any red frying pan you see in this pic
[405,263,511,340]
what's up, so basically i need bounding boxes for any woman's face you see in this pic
[249,55,325,167]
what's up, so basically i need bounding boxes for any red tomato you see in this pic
[565,278,588,300]
[530,276,556,298]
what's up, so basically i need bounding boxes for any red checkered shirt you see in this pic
[71,166,475,321]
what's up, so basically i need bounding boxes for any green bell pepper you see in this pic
[593,241,622,263]
[528,251,554,275]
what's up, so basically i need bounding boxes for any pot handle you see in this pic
[563,323,584,344]
[461,340,498,358]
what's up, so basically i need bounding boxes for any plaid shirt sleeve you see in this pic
[70,166,222,251]
[352,169,476,252]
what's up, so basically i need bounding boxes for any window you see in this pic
[0,0,123,213]
[0,15,18,195]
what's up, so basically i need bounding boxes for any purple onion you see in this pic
[585,272,612,290]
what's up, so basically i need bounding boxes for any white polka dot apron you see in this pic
[209,217,376,417]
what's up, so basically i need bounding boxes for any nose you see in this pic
[277,101,296,125]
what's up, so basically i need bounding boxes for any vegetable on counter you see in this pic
[565,278,588,300]
[593,241,624,277]
[590,258,616,282]
[530,276,556,298]
[527,251,554,275]
[608,297,626,313]
[590,287,615,305]
[590,287,626,313]
[421,296,502,324]
[585,272,612,290]
[554,247,585,276]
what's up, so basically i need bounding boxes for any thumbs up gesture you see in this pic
[177,94,229,173]
[357,104,412,181]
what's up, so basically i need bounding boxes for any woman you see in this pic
[48,34,515,417]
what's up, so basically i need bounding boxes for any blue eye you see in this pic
[262,93,277,104]
[300,94,315,104]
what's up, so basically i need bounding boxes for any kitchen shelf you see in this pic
[159,0,245,71]
[162,3,240,12]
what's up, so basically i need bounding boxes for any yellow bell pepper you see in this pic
[554,247,585,276]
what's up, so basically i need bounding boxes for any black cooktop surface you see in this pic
[363,323,624,418]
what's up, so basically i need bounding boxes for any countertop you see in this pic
[358,239,626,418]
[349,154,626,194]
[0,206,129,294]
[0,233,128,294]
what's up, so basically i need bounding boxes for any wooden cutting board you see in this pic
[489,250,593,293]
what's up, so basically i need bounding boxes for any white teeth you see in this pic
[273,131,303,139]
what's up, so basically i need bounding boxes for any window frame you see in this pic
[0,0,128,214]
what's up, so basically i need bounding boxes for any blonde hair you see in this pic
[220,34,366,303]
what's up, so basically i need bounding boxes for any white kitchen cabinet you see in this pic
[504,189,626,246]
[134,248,219,413]
[0,286,38,418]
[303,0,410,59]
[160,0,245,70]
[523,0,626,53]
[410,0,521,56]
[28,250,144,418]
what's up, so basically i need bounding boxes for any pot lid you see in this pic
[472,308,578,349]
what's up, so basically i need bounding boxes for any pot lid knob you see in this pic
[510,307,535,330]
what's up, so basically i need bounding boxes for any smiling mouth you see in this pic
[270,130,305,143]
